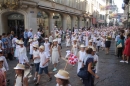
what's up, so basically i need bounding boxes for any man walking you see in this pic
[24,29,28,47]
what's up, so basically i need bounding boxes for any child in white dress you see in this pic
[71,39,79,56]
[77,45,86,73]
[14,40,20,59]
[44,38,50,57]
[66,36,71,48]
[51,39,61,71]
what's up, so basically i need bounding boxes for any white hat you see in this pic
[14,64,25,70]
[54,70,70,80]
[45,38,48,40]
[89,40,92,43]
[19,40,24,44]
[53,39,58,42]
[39,45,44,50]
[28,39,33,42]
[0,58,4,61]
[80,44,85,48]
[33,44,39,48]
[0,50,2,52]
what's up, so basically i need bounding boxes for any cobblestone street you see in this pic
[6,41,130,86]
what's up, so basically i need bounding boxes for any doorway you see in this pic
[7,13,24,37]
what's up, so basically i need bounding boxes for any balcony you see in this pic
[124,0,129,5]
[122,4,125,10]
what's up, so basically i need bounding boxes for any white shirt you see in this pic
[37,31,41,38]
[0,56,9,71]
[96,40,101,46]
[30,43,33,54]
[44,42,50,52]
[49,36,53,42]
[12,38,17,47]
[57,38,61,44]
[39,51,49,68]
[28,31,33,38]
[33,50,40,63]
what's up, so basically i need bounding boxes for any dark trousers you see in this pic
[117,48,123,58]
[24,38,28,47]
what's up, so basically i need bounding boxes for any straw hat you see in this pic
[14,64,25,70]
[33,44,39,48]
[39,45,44,50]
[19,40,24,45]
[15,40,19,44]
[28,39,33,42]
[53,39,58,42]
[80,44,85,48]
[92,48,96,51]
[54,70,70,79]
[0,58,4,62]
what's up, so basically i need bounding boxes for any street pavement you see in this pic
[7,41,130,86]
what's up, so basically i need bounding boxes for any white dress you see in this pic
[51,45,59,64]
[77,51,86,73]
[85,37,89,47]
[18,47,29,64]
[15,76,23,86]
[14,44,20,58]
[71,44,78,56]
[66,38,70,47]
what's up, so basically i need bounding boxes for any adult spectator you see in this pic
[120,33,130,63]
[28,28,33,39]
[24,29,28,47]
[117,35,125,58]
[83,48,99,86]
[1,33,8,57]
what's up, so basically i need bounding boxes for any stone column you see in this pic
[78,17,82,28]
[71,16,75,29]
[62,14,67,31]
[49,12,54,33]
[28,8,38,34]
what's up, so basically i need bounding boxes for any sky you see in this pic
[114,0,124,13]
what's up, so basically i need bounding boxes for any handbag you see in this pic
[117,43,122,48]
[77,66,89,79]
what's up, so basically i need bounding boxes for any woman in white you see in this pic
[49,34,53,46]
[112,31,115,40]
[17,40,29,64]
[77,45,86,73]
[66,36,70,48]
[33,44,40,81]
[85,36,89,47]
[14,40,20,59]
[44,38,50,57]
[51,39,61,72]
[71,39,79,56]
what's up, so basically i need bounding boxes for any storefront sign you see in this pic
[53,16,59,19]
